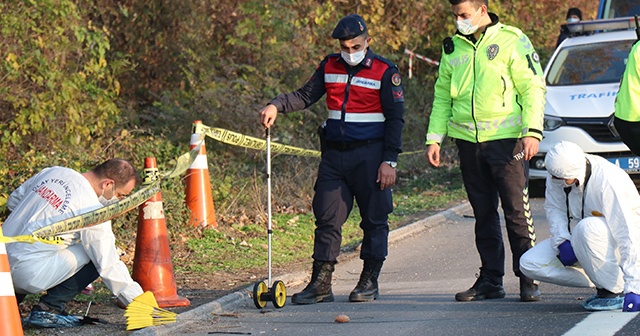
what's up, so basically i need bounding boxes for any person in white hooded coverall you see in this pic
[2,158,145,327]
[520,141,640,311]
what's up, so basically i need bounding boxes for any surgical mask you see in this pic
[551,177,574,189]
[341,45,367,66]
[456,7,481,35]
[567,17,580,23]
[99,184,119,206]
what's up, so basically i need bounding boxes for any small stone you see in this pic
[335,314,350,323]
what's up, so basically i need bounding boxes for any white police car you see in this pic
[529,17,640,194]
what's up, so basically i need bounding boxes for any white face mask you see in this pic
[341,45,367,66]
[99,184,119,206]
[567,17,580,23]
[456,7,482,35]
[551,177,574,189]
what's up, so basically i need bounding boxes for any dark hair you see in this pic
[92,159,142,188]
[566,7,582,20]
[449,0,488,7]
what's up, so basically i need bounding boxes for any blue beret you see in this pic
[331,14,368,40]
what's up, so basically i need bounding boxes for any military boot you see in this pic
[291,260,335,304]
[349,259,383,302]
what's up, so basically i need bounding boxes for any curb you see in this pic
[131,201,472,335]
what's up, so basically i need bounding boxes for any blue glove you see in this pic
[557,240,578,266]
[623,293,640,312]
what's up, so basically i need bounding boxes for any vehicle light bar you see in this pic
[567,16,636,34]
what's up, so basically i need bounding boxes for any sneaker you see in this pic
[24,311,82,328]
[455,276,506,302]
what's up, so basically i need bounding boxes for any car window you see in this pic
[600,0,640,19]
[546,39,634,86]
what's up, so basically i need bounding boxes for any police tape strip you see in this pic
[404,49,440,66]
[1,122,426,245]
[0,138,204,245]
[196,123,423,156]
[198,124,321,157]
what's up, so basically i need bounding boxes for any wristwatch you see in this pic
[384,161,397,168]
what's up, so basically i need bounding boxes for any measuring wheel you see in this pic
[252,280,268,309]
[271,280,287,308]
[253,128,288,309]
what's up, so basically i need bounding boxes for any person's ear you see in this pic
[100,179,114,190]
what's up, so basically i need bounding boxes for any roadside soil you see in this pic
[18,209,438,335]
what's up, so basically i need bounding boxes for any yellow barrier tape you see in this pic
[3,140,203,244]
[199,124,321,157]
[196,123,423,157]
[0,234,66,245]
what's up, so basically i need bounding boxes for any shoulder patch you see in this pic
[391,73,402,86]
[532,51,540,63]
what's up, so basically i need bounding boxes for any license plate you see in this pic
[607,156,640,172]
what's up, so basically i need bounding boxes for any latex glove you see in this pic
[557,240,578,266]
[623,293,640,312]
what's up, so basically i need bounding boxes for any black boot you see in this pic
[519,276,541,302]
[455,275,505,302]
[291,261,335,304]
[349,260,383,302]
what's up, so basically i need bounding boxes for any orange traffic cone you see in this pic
[0,228,24,336]
[132,157,190,308]
[184,120,217,228]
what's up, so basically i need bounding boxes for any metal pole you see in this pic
[266,127,272,287]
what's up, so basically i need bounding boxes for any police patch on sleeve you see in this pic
[532,51,540,63]
[391,73,402,86]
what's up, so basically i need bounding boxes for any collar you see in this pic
[457,12,500,43]
[361,48,375,68]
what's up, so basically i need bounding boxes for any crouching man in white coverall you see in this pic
[520,141,640,311]
[2,159,145,328]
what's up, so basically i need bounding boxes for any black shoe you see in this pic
[455,276,505,302]
[349,260,384,302]
[519,276,541,302]
[291,261,335,305]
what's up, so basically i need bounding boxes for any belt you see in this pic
[325,138,382,151]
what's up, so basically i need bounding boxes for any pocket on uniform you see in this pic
[483,138,521,165]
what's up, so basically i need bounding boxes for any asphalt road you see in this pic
[134,198,640,336]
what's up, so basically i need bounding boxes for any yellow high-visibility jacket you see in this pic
[615,42,640,122]
[426,14,546,145]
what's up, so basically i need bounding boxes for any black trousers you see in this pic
[614,117,640,156]
[311,141,392,262]
[456,139,536,284]
[16,262,99,313]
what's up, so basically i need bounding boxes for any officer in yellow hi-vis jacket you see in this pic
[614,41,640,156]
[424,0,546,303]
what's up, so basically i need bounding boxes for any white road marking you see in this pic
[563,311,639,336]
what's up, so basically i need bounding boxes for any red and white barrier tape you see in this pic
[404,48,439,78]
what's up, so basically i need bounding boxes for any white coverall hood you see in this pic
[545,141,587,184]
